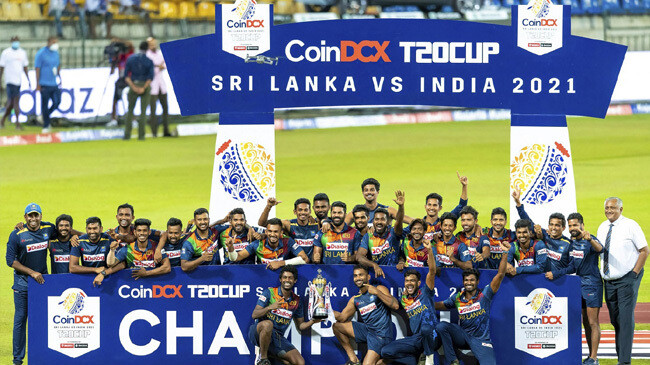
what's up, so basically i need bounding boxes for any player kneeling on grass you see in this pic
[332,265,399,365]
[250,266,322,365]
[226,218,309,269]
[382,240,441,365]
[434,240,510,365]
[93,218,170,286]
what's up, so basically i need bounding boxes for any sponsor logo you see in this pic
[546,250,561,261]
[295,238,314,247]
[458,302,482,314]
[118,284,183,299]
[285,40,391,63]
[520,258,534,266]
[166,250,181,259]
[133,260,156,269]
[187,285,250,298]
[521,18,558,26]
[233,242,249,251]
[27,241,48,252]
[48,288,100,358]
[489,245,503,253]
[271,308,293,319]
[53,315,94,324]
[405,299,422,311]
[370,241,390,255]
[359,302,377,315]
[234,46,246,50]
[406,257,424,267]
[226,19,265,28]
[437,254,453,265]
[82,254,105,262]
[515,288,568,358]
[54,255,70,263]
[326,242,349,251]
[569,250,584,259]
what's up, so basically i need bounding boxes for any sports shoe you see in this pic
[256,359,271,365]
[42,127,51,133]
[106,119,118,127]
[584,358,599,365]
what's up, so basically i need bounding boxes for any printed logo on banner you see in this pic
[514,288,568,358]
[216,139,275,203]
[222,0,270,59]
[510,143,570,205]
[517,0,563,55]
[48,288,100,358]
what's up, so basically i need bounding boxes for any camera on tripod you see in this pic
[104,41,128,66]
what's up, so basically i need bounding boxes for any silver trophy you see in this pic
[308,269,330,320]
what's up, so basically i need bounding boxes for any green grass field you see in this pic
[1,114,650,363]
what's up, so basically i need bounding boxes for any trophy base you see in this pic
[312,312,329,320]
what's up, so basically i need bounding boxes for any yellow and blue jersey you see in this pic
[256,287,303,334]
[401,284,437,335]
[359,227,402,266]
[314,224,361,264]
[443,284,495,341]
[288,219,319,260]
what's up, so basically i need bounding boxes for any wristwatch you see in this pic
[100,270,107,276]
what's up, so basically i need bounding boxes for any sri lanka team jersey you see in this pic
[367,203,390,226]
[353,291,393,337]
[482,227,516,269]
[563,235,602,286]
[289,219,319,260]
[402,240,431,268]
[403,198,468,241]
[435,236,470,268]
[456,232,489,269]
[49,237,71,274]
[217,225,257,265]
[256,287,303,333]
[70,233,114,268]
[540,230,571,277]
[116,240,166,268]
[314,224,361,264]
[514,240,546,274]
[6,222,57,290]
[180,227,222,265]
[161,235,187,267]
[109,225,159,242]
[245,237,303,264]
[444,284,495,341]
[401,284,437,335]
[359,227,402,266]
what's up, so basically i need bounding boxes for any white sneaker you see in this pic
[42,127,51,133]
[106,119,118,127]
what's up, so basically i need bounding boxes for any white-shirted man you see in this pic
[0,36,29,130]
[597,197,648,365]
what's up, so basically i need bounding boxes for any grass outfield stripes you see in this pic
[0,114,649,362]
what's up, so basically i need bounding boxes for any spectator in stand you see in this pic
[119,0,154,37]
[124,41,153,140]
[35,36,61,133]
[85,0,113,39]
[107,39,133,127]
[146,37,171,137]
[0,36,30,130]
[48,0,87,39]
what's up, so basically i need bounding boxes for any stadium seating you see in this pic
[21,2,44,20]
[1,2,23,20]
[158,1,179,18]
[179,1,197,18]
[197,1,216,19]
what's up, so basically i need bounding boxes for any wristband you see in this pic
[228,250,238,262]
[285,256,306,266]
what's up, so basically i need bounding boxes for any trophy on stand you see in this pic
[308,269,332,321]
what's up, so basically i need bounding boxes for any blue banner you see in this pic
[29,265,581,364]
[161,6,626,120]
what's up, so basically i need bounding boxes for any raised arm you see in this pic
[490,241,510,293]
[458,171,468,201]
[393,190,405,237]
[258,198,279,226]
[424,240,436,290]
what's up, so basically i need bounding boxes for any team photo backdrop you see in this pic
[29,265,581,364]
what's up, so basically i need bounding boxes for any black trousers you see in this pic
[604,268,644,364]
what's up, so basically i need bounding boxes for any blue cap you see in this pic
[24,203,42,215]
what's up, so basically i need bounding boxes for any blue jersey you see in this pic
[435,235,470,268]
[6,222,56,290]
[444,284,495,341]
[217,225,258,265]
[161,237,186,267]
[540,230,572,277]
[455,231,490,269]
[514,240,546,274]
[483,228,516,269]
[353,290,393,337]
[49,237,72,274]
[359,227,402,266]
[70,233,113,268]
[288,219,319,260]
[256,287,303,334]
[563,236,603,286]
[109,225,160,243]
[401,284,437,335]
[314,224,361,264]
[367,203,390,225]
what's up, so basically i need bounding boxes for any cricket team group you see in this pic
[6,174,648,365]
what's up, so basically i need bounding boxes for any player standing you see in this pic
[435,241,510,365]
[332,265,399,365]
[313,202,361,264]
[249,265,322,365]
[346,178,412,226]
[356,191,405,278]
[49,214,74,274]
[382,240,440,365]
